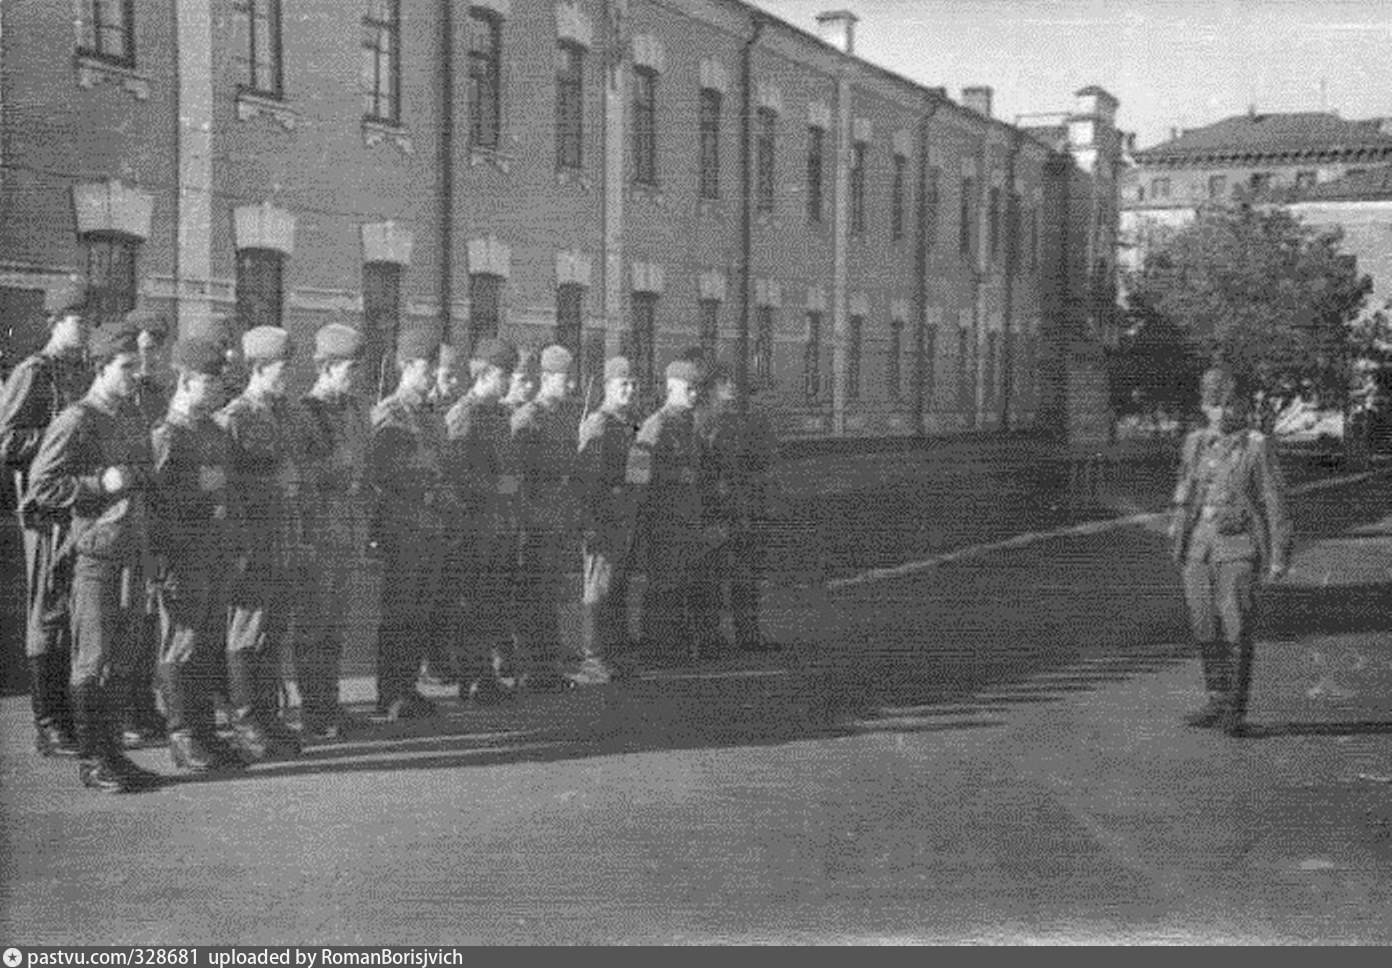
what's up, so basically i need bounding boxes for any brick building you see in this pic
[1,0,1122,441]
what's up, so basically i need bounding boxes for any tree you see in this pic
[1107,297,1205,420]
[1126,204,1372,421]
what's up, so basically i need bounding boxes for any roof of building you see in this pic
[1300,164,1392,201]
[1136,111,1392,164]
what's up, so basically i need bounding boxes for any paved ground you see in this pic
[0,441,1388,944]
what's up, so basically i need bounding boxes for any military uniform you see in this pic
[511,385,584,686]
[217,338,302,758]
[293,387,370,734]
[695,392,780,652]
[370,390,448,717]
[1171,415,1293,734]
[627,389,717,659]
[576,395,639,672]
[24,327,161,791]
[442,374,518,699]
[149,354,242,772]
[0,346,88,751]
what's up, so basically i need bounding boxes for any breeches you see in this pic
[1182,557,1256,645]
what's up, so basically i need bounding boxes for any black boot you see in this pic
[30,655,78,757]
[1221,638,1257,737]
[1184,642,1231,728]
[226,651,270,761]
[253,650,300,758]
[72,682,132,793]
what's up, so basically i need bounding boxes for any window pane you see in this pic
[556,284,584,354]
[468,274,501,348]
[235,248,284,332]
[892,155,906,240]
[848,316,863,399]
[363,261,402,398]
[699,90,721,199]
[888,321,902,400]
[807,127,824,223]
[851,143,866,234]
[626,294,658,403]
[756,108,776,213]
[699,300,719,357]
[633,70,657,184]
[556,45,583,169]
[469,11,501,148]
[805,311,821,403]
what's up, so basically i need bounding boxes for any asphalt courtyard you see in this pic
[0,441,1389,944]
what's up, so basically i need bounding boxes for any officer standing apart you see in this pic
[24,325,162,792]
[574,356,640,683]
[0,302,90,757]
[293,322,371,739]
[511,345,584,691]
[369,329,448,721]
[626,358,717,662]
[442,337,521,704]
[695,361,781,654]
[1170,366,1293,737]
[218,325,303,761]
[148,337,245,773]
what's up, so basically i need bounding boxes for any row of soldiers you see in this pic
[1,303,780,793]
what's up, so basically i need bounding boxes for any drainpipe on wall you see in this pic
[437,0,455,351]
[737,13,767,414]
[998,129,1022,431]
[169,0,181,333]
[600,0,627,359]
[913,91,942,436]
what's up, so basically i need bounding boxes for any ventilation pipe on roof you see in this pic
[962,86,994,118]
[815,10,857,54]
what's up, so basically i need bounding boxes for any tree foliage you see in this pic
[1125,205,1372,413]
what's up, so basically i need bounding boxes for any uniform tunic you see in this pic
[576,405,638,659]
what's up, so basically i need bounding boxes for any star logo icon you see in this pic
[3,947,23,968]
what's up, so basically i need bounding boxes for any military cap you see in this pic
[471,336,519,374]
[512,347,540,379]
[665,359,701,384]
[242,325,292,363]
[122,308,170,340]
[540,344,574,374]
[169,337,226,376]
[89,325,140,364]
[395,326,438,365]
[604,355,633,383]
[46,297,88,326]
[314,322,365,362]
[1200,366,1237,407]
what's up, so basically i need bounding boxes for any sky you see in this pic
[753,0,1392,147]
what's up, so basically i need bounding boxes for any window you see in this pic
[80,0,135,68]
[754,305,774,385]
[891,154,907,241]
[556,283,584,356]
[957,326,971,413]
[1006,191,1021,271]
[468,273,502,350]
[699,299,719,358]
[925,165,941,247]
[920,326,937,410]
[1149,177,1171,199]
[84,234,138,328]
[850,142,867,235]
[807,126,825,223]
[626,293,658,396]
[756,107,777,213]
[1249,172,1273,194]
[556,43,584,170]
[362,0,401,124]
[233,1,283,98]
[804,311,822,403]
[988,186,1001,263]
[363,262,402,396]
[847,316,863,401]
[633,68,658,185]
[235,248,284,333]
[698,89,721,199]
[1207,174,1227,199]
[959,177,975,258]
[888,319,903,401]
[468,8,502,149]
[1295,170,1317,190]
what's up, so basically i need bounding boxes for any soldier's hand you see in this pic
[198,465,227,493]
[100,465,130,494]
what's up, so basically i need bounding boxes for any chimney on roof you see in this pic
[962,86,994,118]
[815,10,858,55]
[1169,126,1179,141]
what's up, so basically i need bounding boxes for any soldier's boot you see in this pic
[253,651,300,758]
[73,682,160,792]
[1220,639,1257,737]
[30,655,79,757]
[115,653,167,750]
[226,651,271,762]
[1184,642,1231,728]
[127,613,167,737]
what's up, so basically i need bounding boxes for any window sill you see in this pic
[237,91,297,130]
[556,166,593,190]
[74,54,149,101]
[362,119,414,155]
[470,148,510,173]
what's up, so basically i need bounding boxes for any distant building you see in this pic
[1121,111,1392,301]
[1,0,1123,441]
